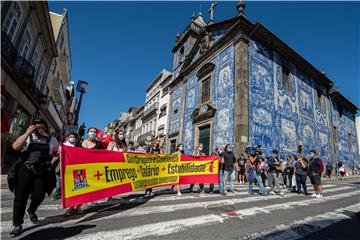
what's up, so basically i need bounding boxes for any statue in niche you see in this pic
[199,30,212,54]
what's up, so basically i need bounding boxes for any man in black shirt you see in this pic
[309,149,324,198]
[222,144,236,193]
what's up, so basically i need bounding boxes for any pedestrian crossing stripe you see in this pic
[0,185,355,233]
[70,190,360,240]
[245,202,360,239]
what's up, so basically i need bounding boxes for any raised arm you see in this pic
[12,125,37,151]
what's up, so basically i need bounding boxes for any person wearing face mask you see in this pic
[51,132,79,201]
[79,128,104,209]
[189,144,206,194]
[222,144,236,194]
[144,140,164,197]
[105,130,127,204]
[107,130,127,152]
[127,141,136,152]
[81,128,105,150]
[9,119,58,237]
[63,133,85,216]
[211,147,225,195]
[170,144,184,196]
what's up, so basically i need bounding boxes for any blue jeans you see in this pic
[54,176,61,199]
[248,168,266,195]
[217,170,225,193]
[223,170,235,192]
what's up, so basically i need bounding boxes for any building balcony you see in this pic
[13,55,35,86]
[41,97,63,130]
[51,78,66,106]
[1,31,17,69]
[58,54,70,83]
[142,103,159,120]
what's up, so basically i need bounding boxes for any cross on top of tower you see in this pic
[208,2,218,24]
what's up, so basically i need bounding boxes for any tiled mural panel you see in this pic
[181,45,235,154]
[248,38,359,166]
[168,84,183,134]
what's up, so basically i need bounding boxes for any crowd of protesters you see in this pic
[6,118,358,237]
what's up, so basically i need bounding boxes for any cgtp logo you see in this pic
[72,169,90,191]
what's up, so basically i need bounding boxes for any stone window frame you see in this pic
[280,65,292,93]
[168,136,178,154]
[197,62,215,106]
[194,119,214,155]
[333,126,339,145]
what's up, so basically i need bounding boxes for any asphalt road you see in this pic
[1,177,360,240]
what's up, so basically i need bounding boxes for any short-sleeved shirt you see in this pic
[22,133,59,154]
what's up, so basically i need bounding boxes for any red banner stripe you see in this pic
[180,154,219,161]
[63,183,133,208]
[179,174,219,184]
[62,145,126,165]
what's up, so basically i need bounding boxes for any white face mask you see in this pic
[69,137,76,143]
[178,146,183,151]
[198,147,203,151]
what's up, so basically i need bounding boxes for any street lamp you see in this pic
[74,80,88,126]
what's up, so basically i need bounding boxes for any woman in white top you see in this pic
[106,130,127,203]
[107,130,127,152]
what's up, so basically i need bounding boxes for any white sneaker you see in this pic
[279,192,285,196]
[265,187,271,190]
[315,194,323,198]
[269,191,276,195]
[311,193,317,197]
[177,192,182,197]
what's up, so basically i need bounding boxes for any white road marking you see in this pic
[90,186,353,221]
[245,202,360,239]
[71,190,360,240]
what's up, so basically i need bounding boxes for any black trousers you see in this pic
[295,174,308,193]
[13,163,46,226]
[190,184,204,191]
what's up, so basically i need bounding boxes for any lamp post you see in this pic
[74,80,88,126]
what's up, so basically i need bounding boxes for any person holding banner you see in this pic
[106,130,128,203]
[81,128,105,208]
[81,128,105,150]
[190,144,206,194]
[9,119,58,237]
[64,133,85,216]
[210,147,224,194]
[144,140,164,197]
[107,130,127,152]
[170,144,184,196]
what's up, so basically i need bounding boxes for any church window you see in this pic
[197,62,215,105]
[179,47,185,63]
[316,89,323,107]
[281,65,292,93]
[201,78,211,103]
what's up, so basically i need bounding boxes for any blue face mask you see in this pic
[118,135,124,141]
[88,132,96,139]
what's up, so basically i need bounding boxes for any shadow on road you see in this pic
[19,224,96,240]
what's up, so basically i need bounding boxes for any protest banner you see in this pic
[61,145,219,208]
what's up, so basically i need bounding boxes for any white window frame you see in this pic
[2,2,22,42]
[19,28,33,59]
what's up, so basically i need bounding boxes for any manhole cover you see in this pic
[290,224,321,236]
[207,204,235,213]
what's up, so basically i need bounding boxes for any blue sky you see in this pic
[48,1,360,130]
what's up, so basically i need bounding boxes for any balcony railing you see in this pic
[13,55,35,83]
[1,31,17,68]
[142,103,159,119]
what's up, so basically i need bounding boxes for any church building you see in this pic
[165,1,359,168]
